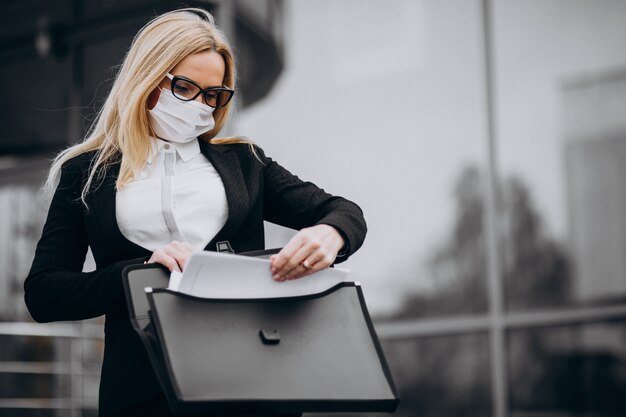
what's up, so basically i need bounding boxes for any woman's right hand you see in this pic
[145,240,197,272]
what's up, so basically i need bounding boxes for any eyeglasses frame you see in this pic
[165,73,234,109]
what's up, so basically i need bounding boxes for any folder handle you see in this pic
[259,329,281,345]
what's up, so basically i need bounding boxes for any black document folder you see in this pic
[122,255,399,415]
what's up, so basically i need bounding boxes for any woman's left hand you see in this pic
[270,224,345,281]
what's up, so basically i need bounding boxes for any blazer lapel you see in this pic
[199,139,250,251]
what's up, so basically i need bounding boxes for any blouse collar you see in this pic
[146,137,201,164]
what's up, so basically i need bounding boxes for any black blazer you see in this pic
[24,139,367,417]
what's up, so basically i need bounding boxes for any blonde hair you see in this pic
[45,8,248,203]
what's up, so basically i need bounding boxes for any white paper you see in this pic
[168,270,183,291]
[171,251,351,299]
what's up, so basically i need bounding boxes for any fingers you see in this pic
[276,244,316,281]
[285,249,327,280]
[148,250,182,273]
[146,240,197,272]
[270,233,306,280]
[270,225,342,281]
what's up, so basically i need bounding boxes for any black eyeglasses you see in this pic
[166,73,234,109]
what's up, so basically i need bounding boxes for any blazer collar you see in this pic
[90,139,250,256]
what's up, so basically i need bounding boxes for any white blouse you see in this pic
[116,138,228,251]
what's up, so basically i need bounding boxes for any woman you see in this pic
[24,7,366,417]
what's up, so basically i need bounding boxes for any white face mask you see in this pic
[148,88,215,143]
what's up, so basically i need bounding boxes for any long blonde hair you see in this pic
[45,8,246,203]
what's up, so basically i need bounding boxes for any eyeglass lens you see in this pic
[171,78,232,108]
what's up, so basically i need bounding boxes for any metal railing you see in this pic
[2,301,626,416]
[0,322,103,416]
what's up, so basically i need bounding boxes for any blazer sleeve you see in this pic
[24,160,147,323]
[258,147,367,262]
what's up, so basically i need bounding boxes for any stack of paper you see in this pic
[168,251,351,299]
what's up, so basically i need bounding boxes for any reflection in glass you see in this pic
[389,163,575,316]
[502,71,626,311]
[508,320,626,416]
[390,166,489,319]
[309,333,491,417]
[562,74,626,307]
[494,1,626,310]
[500,175,573,310]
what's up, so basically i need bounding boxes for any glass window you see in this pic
[309,333,492,417]
[508,319,626,415]
[493,0,626,310]
[238,0,490,319]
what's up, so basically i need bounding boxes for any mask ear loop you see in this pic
[147,81,164,111]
